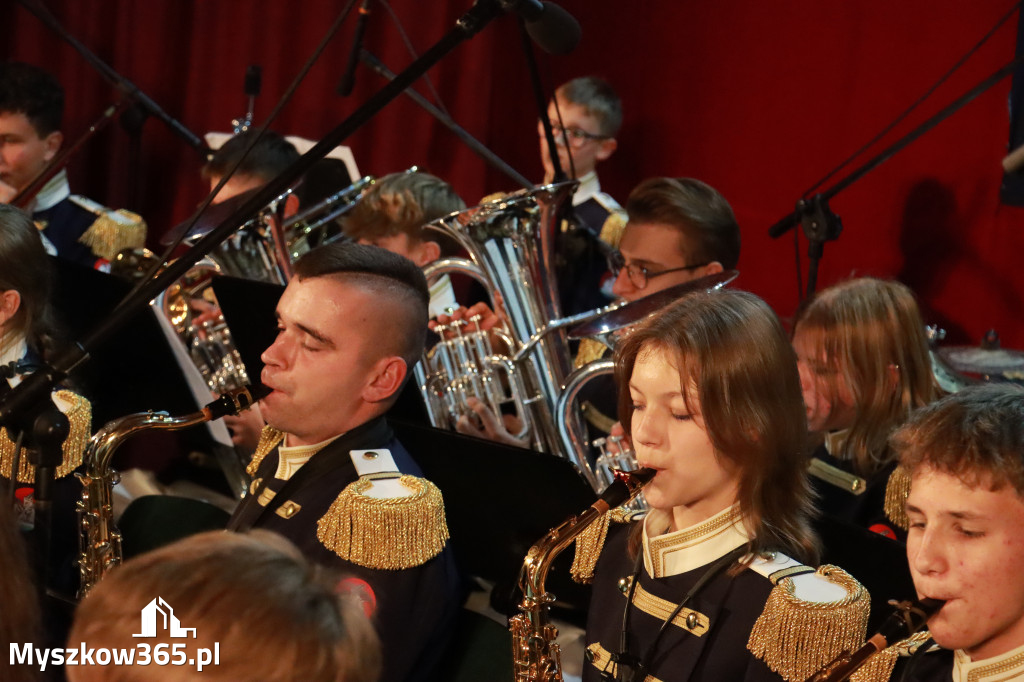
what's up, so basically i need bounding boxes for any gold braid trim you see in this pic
[574,338,610,369]
[598,211,627,249]
[747,565,869,682]
[586,642,663,682]
[246,426,285,476]
[0,390,91,483]
[571,508,631,584]
[317,475,449,570]
[884,465,912,530]
[77,209,147,261]
[848,632,933,682]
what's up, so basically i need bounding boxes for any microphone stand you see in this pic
[520,20,567,184]
[0,0,553,435]
[15,0,207,158]
[359,49,534,190]
[767,55,1024,299]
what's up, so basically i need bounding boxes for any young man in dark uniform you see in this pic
[226,243,461,682]
[0,62,145,269]
[874,384,1024,680]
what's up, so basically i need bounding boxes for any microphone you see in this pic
[244,64,262,99]
[232,65,262,134]
[338,0,372,96]
[514,0,581,55]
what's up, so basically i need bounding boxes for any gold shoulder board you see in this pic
[884,465,912,530]
[317,473,449,570]
[70,195,147,260]
[1,389,91,483]
[748,557,870,682]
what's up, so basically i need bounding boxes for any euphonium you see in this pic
[76,385,267,597]
[510,467,655,682]
[416,181,585,455]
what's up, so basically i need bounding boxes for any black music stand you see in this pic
[49,258,199,425]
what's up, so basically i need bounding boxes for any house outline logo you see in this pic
[133,597,196,638]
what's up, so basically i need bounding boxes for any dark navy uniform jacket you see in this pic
[228,416,463,682]
[583,523,783,682]
[35,196,102,269]
[808,443,904,541]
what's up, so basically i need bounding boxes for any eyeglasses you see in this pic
[607,250,711,290]
[545,122,611,148]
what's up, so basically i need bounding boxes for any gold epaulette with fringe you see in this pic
[574,337,610,369]
[70,195,147,261]
[848,631,933,682]
[748,564,870,682]
[884,465,912,530]
[317,473,449,570]
[570,507,633,584]
[246,426,285,477]
[0,389,91,483]
[597,210,627,249]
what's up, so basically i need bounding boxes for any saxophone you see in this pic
[76,385,267,597]
[510,467,655,682]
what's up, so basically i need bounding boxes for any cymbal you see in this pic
[937,346,1024,375]
[160,186,262,246]
[568,270,739,340]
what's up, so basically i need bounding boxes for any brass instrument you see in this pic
[283,174,374,259]
[152,175,373,393]
[76,385,267,597]
[510,467,655,682]
[416,181,619,464]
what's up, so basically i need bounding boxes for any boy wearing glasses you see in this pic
[538,76,625,248]
[609,176,740,303]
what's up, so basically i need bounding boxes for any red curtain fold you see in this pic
[5,0,1024,349]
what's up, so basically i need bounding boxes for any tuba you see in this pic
[76,385,267,597]
[510,467,654,682]
[416,181,622,476]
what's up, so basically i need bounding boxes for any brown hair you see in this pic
[892,383,1024,495]
[615,288,817,565]
[201,130,299,184]
[0,61,64,136]
[0,204,56,360]
[556,76,623,137]
[68,531,380,682]
[343,171,465,257]
[292,242,428,385]
[624,177,741,270]
[794,277,939,476]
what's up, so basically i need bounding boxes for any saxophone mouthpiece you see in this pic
[597,467,656,510]
[203,384,271,420]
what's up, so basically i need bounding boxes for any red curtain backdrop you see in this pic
[6,0,1024,348]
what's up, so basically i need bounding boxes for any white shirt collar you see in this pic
[954,642,1024,681]
[0,334,28,368]
[572,170,600,206]
[642,505,749,578]
[32,169,71,213]
[275,433,342,480]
